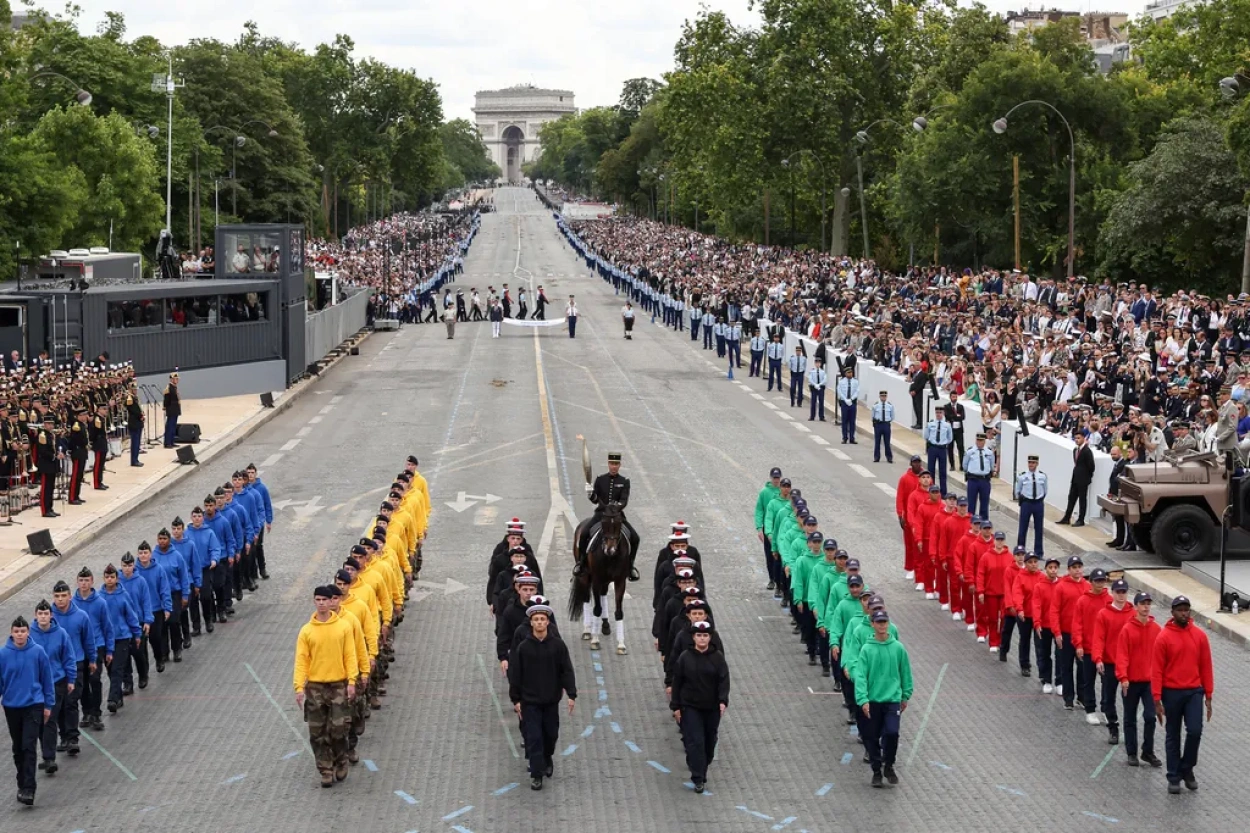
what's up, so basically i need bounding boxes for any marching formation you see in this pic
[292,455,430,788]
[754,468,913,788]
[893,457,1215,794]
[0,463,274,807]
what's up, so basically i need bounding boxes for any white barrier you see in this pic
[758,318,1112,514]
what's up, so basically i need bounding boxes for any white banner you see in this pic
[503,317,567,328]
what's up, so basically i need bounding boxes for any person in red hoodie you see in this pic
[976,532,1014,651]
[952,520,981,629]
[1152,595,1214,794]
[1073,568,1112,725]
[904,471,933,591]
[910,484,942,599]
[1049,556,1089,710]
[1003,548,1038,675]
[1091,579,1136,744]
[895,456,923,581]
[964,520,995,641]
[1031,557,1061,693]
[935,497,969,618]
[1116,591,1161,768]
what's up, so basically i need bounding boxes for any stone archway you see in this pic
[502,125,525,183]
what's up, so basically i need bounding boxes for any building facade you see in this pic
[473,85,576,184]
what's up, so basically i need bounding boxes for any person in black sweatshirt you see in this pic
[669,621,731,793]
[508,604,576,791]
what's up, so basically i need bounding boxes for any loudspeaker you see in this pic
[349,346,360,356]
[259,392,275,408]
[1017,411,1030,438]
[176,423,201,444]
[27,528,55,555]
[176,446,198,465]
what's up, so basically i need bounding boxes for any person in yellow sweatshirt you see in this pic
[293,586,358,787]
[330,572,373,764]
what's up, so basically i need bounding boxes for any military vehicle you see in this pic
[1097,451,1233,563]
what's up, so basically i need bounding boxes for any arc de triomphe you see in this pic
[473,85,576,183]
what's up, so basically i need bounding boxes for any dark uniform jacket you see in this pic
[509,618,561,657]
[669,643,731,711]
[589,473,630,514]
[89,415,108,453]
[163,384,181,418]
[125,395,144,431]
[664,620,724,685]
[35,427,59,475]
[508,633,577,705]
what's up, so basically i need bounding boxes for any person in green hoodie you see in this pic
[761,479,793,603]
[829,577,868,721]
[854,610,914,788]
[811,540,844,679]
[791,531,825,666]
[754,467,783,592]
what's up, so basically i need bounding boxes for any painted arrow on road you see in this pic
[445,492,480,512]
[463,493,501,504]
[414,578,468,596]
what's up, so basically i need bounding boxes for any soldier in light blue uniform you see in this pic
[727,320,742,368]
[690,305,701,341]
[788,346,808,407]
[923,412,954,495]
[870,391,894,463]
[714,318,727,358]
[701,309,715,350]
[836,367,859,442]
[766,334,785,392]
[675,295,685,331]
[749,331,767,377]
[963,433,996,520]
[808,359,829,422]
[1013,455,1047,557]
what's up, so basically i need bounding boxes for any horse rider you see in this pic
[575,451,642,581]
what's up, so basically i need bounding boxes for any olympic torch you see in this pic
[577,434,592,494]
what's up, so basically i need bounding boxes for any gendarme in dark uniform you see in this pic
[162,372,181,448]
[125,392,144,467]
[579,452,641,580]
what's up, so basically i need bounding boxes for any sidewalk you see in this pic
[850,412,1250,646]
[0,328,371,602]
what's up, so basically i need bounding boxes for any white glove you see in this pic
[585,484,593,495]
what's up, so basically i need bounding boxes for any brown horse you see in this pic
[569,502,633,654]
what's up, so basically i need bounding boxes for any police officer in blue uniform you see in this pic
[870,391,894,462]
[1013,455,1047,556]
[714,318,727,358]
[766,334,785,393]
[726,320,742,368]
[835,367,858,441]
[701,309,715,350]
[963,433,995,520]
[808,359,828,423]
[923,410,953,494]
[788,346,808,408]
[749,331,767,377]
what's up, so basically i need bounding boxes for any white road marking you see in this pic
[791,423,811,432]
[762,401,777,409]
[776,412,794,421]
[331,395,343,404]
[750,393,764,400]
[308,416,322,424]
[318,406,334,416]
[296,426,312,437]
[811,436,829,445]
[280,439,301,452]
[875,482,898,497]
[261,453,282,467]
[848,463,875,479]
[828,448,851,460]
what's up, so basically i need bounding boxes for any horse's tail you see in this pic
[568,573,590,622]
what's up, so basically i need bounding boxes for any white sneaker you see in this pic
[1043,683,1054,694]
[914,583,925,592]
[976,636,986,643]
[952,611,963,621]
[941,603,951,611]
[989,644,998,653]
[925,592,937,600]
[1055,685,1063,697]
[905,570,915,580]
[1085,713,1100,726]
[966,623,976,631]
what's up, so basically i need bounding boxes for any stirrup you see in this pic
[628,567,640,581]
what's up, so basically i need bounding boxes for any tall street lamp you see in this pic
[853,120,911,260]
[781,150,829,252]
[992,99,1077,278]
[30,71,93,106]
[151,56,185,238]
[195,127,245,249]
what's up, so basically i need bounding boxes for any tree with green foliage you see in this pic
[439,118,500,185]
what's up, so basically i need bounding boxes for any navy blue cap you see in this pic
[1090,568,1109,581]
[804,515,818,526]
[823,539,838,551]
[807,531,824,543]
[980,520,993,529]
[1025,552,1040,561]
[1111,579,1130,592]
[1134,592,1152,604]
[847,575,864,587]
[994,531,1006,540]
[1013,545,1027,554]
[780,478,792,487]
[1171,595,1191,608]
[770,467,783,478]
[791,489,803,499]
[956,497,968,506]
[871,610,890,623]
[1068,555,1084,566]
[928,485,941,493]
[846,558,860,569]
[910,455,922,463]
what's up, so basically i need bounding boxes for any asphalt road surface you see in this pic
[3,187,1246,833]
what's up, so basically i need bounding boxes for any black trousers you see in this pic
[1099,662,1120,726]
[110,638,132,703]
[82,648,105,718]
[1063,481,1090,523]
[1000,615,1031,669]
[254,527,267,576]
[1034,628,1054,684]
[167,594,184,657]
[863,702,902,773]
[40,679,66,761]
[520,701,559,778]
[1080,654,1099,714]
[1058,632,1080,706]
[1122,680,1156,757]
[4,704,41,794]
[60,660,84,741]
[679,706,721,781]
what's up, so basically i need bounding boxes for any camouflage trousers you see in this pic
[304,681,351,774]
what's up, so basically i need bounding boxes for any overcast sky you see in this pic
[50,0,1154,121]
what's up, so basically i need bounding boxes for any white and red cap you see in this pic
[671,520,691,532]
[506,517,526,532]
[669,532,691,543]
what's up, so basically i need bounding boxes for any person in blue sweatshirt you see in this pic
[29,601,75,774]
[245,463,273,580]
[154,528,192,658]
[185,509,223,630]
[51,580,94,754]
[202,495,237,617]
[218,484,251,601]
[233,471,265,587]
[135,542,174,670]
[118,553,154,692]
[72,567,113,731]
[0,616,55,806]
[168,518,201,640]
[99,564,142,713]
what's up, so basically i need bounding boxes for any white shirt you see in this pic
[566,303,578,317]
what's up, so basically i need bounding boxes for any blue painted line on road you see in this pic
[395,790,419,805]
[848,726,859,736]
[929,761,952,770]
[593,662,603,672]
[647,760,671,773]
[363,759,378,772]
[493,783,519,796]
[452,826,474,833]
[624,740,641,753]
[596,675,605,685]
[581,725,595,738]
[442,805,473,821]
[610,722,622,733]
[281,750,301,760]
[594,706,611,718]
[1090,745,1118,779]
[598,689,608,701]
[591,652,601,659]
[737,806,774,822]
[222,773,247,785]
[772,817,798,831]
[815,783,833,796]
[906,662,949,766]
[840,753,853,765]
[1083,812,1120,824]
[562,744,578,756]
[684,781,714,795]
[995,785,1027,797]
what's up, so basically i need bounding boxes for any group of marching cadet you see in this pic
[292,455,430,788]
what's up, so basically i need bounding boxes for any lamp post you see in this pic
[781,150,829,252]
[30,71,93,106]
[853,120,912,261]
[992,99,1077,278]
[196,126,244,251]
[150,56,185,239]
